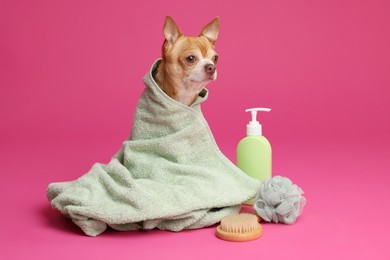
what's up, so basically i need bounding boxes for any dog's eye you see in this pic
[186,55,196,63]
[213,55,219,62]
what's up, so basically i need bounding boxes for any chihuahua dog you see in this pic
[153,16,220,106]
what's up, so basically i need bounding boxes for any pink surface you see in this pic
[1,0,389,259]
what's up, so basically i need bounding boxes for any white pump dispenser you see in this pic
[246,108,271,136]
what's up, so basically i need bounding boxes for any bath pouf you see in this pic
[254,176,306,224]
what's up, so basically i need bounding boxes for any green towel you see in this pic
[47,59,260,236]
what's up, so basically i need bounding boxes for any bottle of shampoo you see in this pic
[237,107,272,205]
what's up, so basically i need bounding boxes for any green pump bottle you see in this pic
[237,107,272,205]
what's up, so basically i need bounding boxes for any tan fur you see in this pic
[154,17,219,106]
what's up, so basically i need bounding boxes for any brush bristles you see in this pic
[220,214,259,233]
[216,213,263,242]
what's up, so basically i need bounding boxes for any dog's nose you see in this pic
[205,64,216,75]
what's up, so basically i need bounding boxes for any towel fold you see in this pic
[47,59,260,236]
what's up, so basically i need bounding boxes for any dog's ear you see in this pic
[199,17,219,44]
[163,16,182,45]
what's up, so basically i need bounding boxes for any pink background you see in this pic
[1,0,389,259]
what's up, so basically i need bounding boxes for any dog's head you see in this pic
[162,16,219,84]
[155,17,219,106]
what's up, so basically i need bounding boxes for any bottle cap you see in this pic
[245,108,271,136]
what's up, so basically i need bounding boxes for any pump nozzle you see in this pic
[245,107,271,136]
